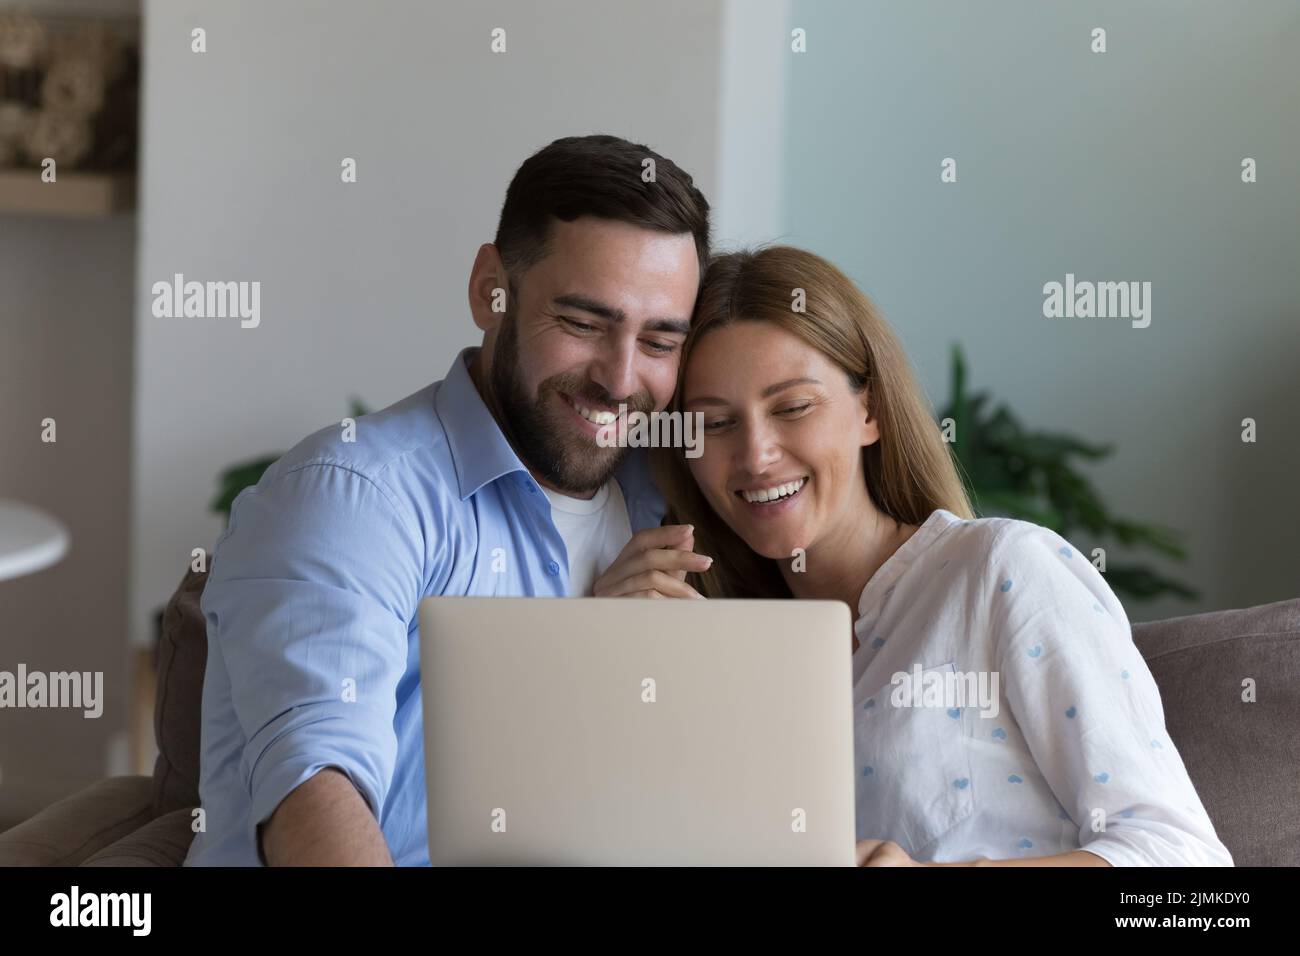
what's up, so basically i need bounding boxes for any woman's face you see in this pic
[683,320,880,561]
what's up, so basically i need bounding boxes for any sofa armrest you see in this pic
[81,806,198,866]
[0,776,154,866]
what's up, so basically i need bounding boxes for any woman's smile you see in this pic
[684,320,878,560]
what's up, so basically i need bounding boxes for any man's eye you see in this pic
[561,317,597,333]
[644,340,678,355]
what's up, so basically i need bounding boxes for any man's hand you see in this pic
[593,524,712,599]
[259,767,394,866]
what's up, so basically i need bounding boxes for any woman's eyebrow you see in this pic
[760,377,821,397]
[685,378,822,409]
[684,396,729,409]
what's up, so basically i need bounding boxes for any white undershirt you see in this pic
[540,480,633,596]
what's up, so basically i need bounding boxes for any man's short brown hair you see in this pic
[493,134,711,282]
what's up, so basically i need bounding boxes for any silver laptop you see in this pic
[418,596,855,866]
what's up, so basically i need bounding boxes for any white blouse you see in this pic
[851,508,1232,866]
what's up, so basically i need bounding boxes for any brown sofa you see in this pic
[2,568,1297,866]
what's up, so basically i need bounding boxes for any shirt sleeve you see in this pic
[986,522,1233,866]
[200,460,425,858]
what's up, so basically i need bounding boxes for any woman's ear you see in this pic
[468,243,509,334]
[859,389,881,449]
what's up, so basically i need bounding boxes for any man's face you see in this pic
[482,217,700,495]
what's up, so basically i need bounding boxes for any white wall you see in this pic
[713,0,790,251]
[131,0,729,643]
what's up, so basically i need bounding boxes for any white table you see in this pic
[0,499,69,581]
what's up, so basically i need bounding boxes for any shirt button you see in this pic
[546,560,560,575]
[528,484,537,493]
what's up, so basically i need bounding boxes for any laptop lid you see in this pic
[419,596,855,866]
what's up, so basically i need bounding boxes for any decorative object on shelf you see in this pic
[0,9,137,174]
[937,344,1197,603]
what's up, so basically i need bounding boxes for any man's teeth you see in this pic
[741,477,807,504]
[572,399,617,425]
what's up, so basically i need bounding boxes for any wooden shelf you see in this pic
[0,169,136,218]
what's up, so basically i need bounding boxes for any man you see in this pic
[186,134,711,866]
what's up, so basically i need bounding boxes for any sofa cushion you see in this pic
[81,807,198,867]
[152,567,209,817]
[1133,597,1300,866]
[0,775,154,866]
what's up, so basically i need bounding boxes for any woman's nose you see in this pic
[734,418,781,474]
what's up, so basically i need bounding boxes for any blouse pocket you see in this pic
[854,661,975,857]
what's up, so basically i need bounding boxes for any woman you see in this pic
[634,246,1230,866]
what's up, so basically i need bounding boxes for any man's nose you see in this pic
[589,337,638,402]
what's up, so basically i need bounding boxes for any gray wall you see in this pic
[132,0,728,646]
[781,0,1300,620]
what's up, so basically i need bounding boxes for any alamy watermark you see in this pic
[0,664,102,718]
[151,272,260,328]
[890,664,1000,719]
[594,404,705,459]
[1042,273,1151,329]
[50,886,150,935]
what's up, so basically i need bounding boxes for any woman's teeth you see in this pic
[740,477,807,504]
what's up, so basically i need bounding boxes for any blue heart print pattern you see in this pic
[850,510,1232,866]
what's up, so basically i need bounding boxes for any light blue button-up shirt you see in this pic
[185,348,665,866]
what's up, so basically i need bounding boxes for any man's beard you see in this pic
[488,310,655,496]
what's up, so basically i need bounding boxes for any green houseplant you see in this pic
[936,345,1196,603]
[209,397,370,522]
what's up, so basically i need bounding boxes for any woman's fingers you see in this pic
[599,569,704,600]
[636,547,712,576]
[593,524,711,599]
[673,531,695,581]
[598,524,689,578]
[856,839,920,867]
[856,839,882,866]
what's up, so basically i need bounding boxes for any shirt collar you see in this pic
[434,347,530,500]
[433,347,665,525]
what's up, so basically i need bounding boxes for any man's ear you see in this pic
[859,388,881,449]
[468,243,509,334]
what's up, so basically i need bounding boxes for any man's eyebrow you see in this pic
[552,294,689,336]
[553,294,624,322]
[644,318,691,335]
[685,378,822,409]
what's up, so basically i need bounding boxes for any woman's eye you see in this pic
[778,403,813,416]
[702,418,731,432]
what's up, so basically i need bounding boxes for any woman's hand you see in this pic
[856,839,925,867]
[593,524,712,599]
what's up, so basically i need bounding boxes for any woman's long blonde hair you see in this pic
[652,246,974,599]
